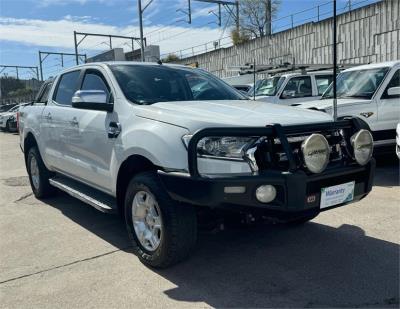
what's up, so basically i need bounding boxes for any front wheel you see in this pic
[124,171,197,268]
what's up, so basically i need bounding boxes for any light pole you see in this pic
[332,0,338,122]
[137,0,153,62]
[138,0,145,62]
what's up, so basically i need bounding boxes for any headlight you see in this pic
[198,136,258,159]
[351,129,373,165]
[182,135,257,160]
[301,133,330,173]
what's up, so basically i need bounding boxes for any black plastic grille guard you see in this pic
[187,118,369,178]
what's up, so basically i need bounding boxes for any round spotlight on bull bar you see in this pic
[301,134,330,174]
[351,129,373,166]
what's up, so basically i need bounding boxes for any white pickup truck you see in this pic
[19,62,375,268]
[251,71,334,105]
[294,61,400,150]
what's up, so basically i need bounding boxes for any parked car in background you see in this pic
[0,104,21,132]
[251,71,334,105]
[19,62,375,268]
[223,74,254,95]
[294,61,400,151]
[1,79,53,133]
[0,103,17,113]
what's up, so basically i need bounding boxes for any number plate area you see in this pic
[320,181,355,209]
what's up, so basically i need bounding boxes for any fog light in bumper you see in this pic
[255,185,276,203]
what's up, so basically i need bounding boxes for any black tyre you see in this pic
[27,147,55,198]
[5,120,11,132]
[124,171,197,268]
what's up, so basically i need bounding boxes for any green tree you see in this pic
[162,54,180,63]
[231,29,250,45]
[0,76,25,98]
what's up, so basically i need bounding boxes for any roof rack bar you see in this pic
[227,62,363,76]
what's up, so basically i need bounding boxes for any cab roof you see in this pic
[55,61,192,76]
[343,61,400,72]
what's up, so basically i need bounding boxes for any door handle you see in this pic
[108,122,121,138]
[70,117,79,126]
[44,112,52,120]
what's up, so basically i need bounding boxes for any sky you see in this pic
[0,0,379,80]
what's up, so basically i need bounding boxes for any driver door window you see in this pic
[281,76,312,99]
[81,71,111,101]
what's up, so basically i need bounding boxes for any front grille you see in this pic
[255,128,350,172]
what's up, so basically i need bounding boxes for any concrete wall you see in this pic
[178,0,399,78]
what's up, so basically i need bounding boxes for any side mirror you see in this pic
[387,86,400,97]
[72,90,113,112]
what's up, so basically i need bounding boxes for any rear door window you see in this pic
[54,71,80,106]
[37,82,52,103]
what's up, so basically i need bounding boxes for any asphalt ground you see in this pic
[0,131,399,308]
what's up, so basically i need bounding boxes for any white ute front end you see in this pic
[293,61,400,150]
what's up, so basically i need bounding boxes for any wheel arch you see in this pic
[116,154,158,216]
[23,132,39,164]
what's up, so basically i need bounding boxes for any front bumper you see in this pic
[159,119,375,219]
[158,160,375,218]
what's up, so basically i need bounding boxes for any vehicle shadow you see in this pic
[159,223,399,308]
[40,192,399,308]
[374,154,399,187]
[40,193,131,250]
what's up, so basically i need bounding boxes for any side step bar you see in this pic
[49,176,117,214]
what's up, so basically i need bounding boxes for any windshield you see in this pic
[110,65,246,105]
[0,105,15,112]
[253,76,285,96]
[322,67,390,99]
[7,106,19,112]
